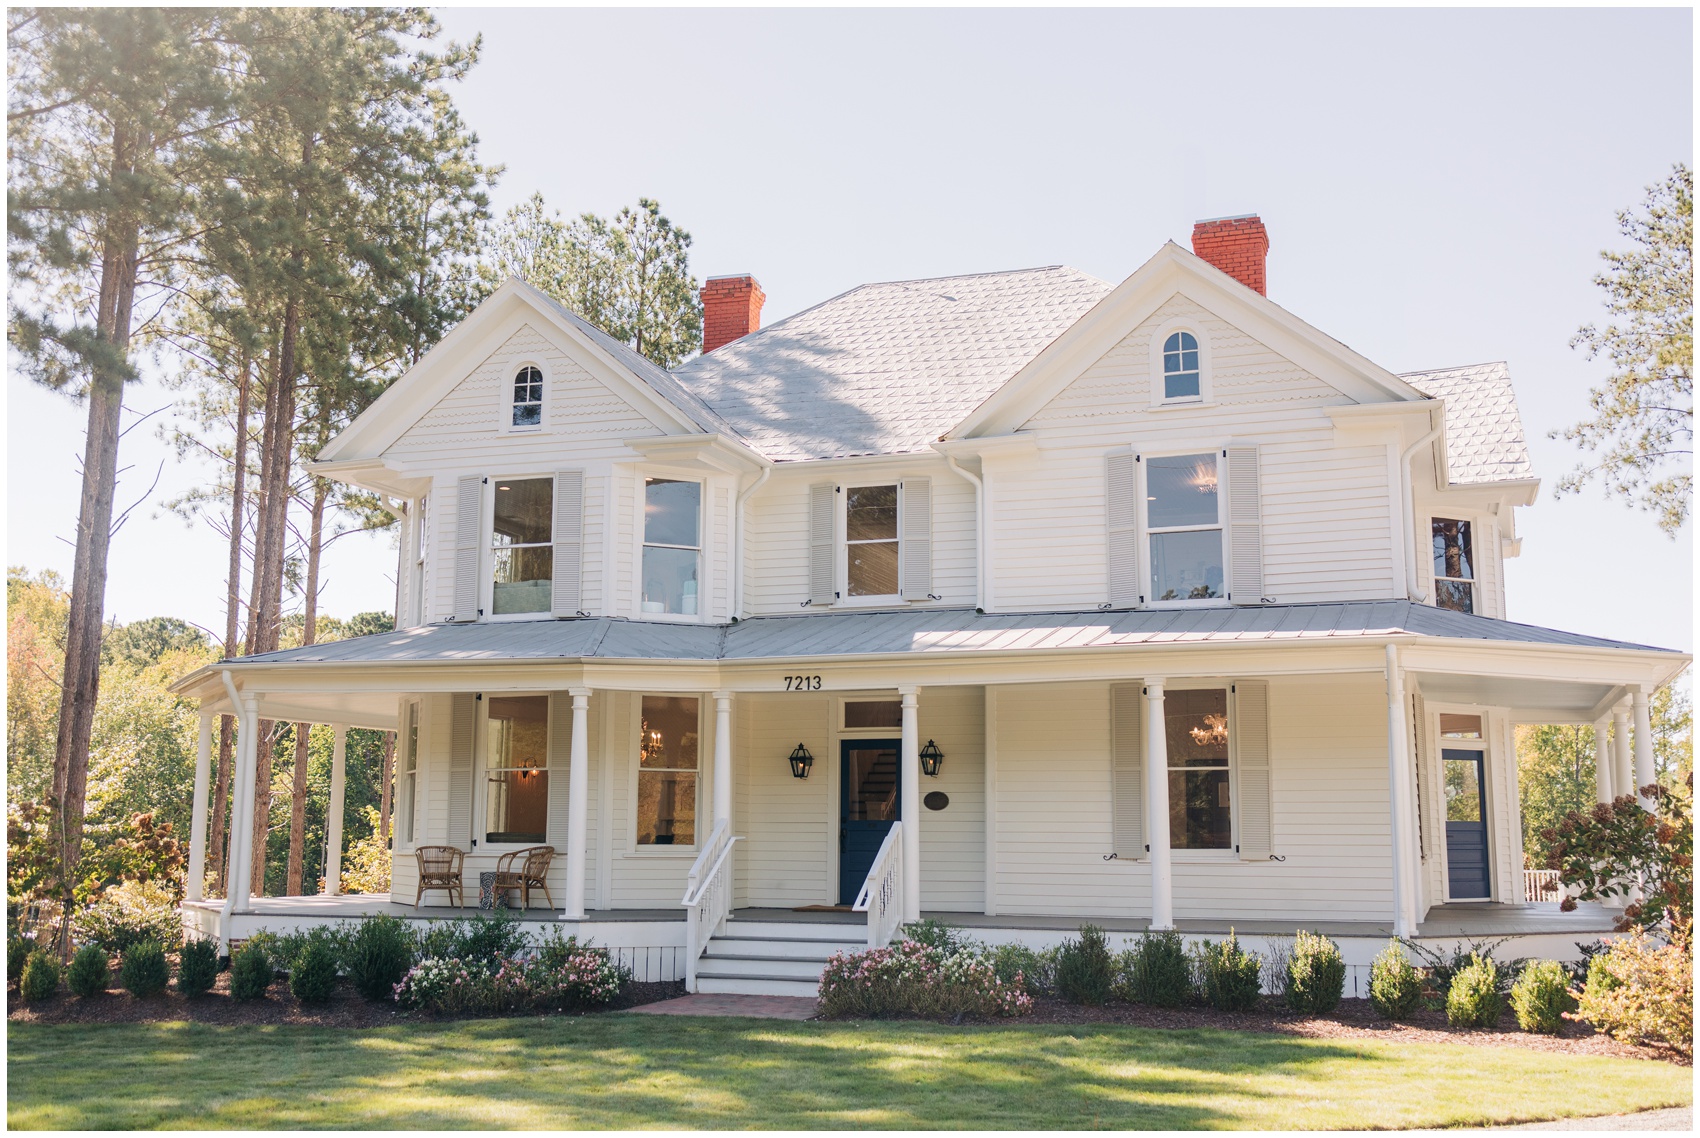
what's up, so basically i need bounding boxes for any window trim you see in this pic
[1426,701,1496,903]
[397,699,421,851]
[475,692,553,851]
[1141,447,1230,609]
[408,494,429,628]
[627,693,704,857]
[502,360,548,433]
[637,473,706,622]
[1162,681,1238,858]
[840,481,905,604]
[1429,515,1477,615]
[1147,320,1212,407]
[484,474,556,622]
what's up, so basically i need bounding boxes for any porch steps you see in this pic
[692,919,866,997]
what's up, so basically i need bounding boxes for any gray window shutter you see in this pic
[552,469,584,617]
[1234,680,1272,860]
[451,475,484,622]
[546,693,573,850]
[1111,682,1145,859]
[1226,446,1264,605]
[1106,453,1140,608]
[447,692,476,847]
[899,477,933,601]
[808,482,836,606]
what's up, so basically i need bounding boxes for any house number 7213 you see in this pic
[783,675,822,691]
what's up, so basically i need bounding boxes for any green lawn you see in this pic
[6,1014,1690,1130]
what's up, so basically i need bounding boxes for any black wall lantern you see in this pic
[919,739,945,777]
[788,743,814,780]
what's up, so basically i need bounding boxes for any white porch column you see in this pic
[1612,705,1633,805]
[1143,679,1173,930]
[712,691,733,829]
[1593,719,1613,803]
[1632,688,1656,810]
[224,687,261,931]
[1384,646,1416,938]
[563,688,591,919]
[187,711,213,902]
[324,725,348,895]
[899,685,921,923]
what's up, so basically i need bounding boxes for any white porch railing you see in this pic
[1523,868,1563,903]
[680,820,741,992]
[852,822,905,949]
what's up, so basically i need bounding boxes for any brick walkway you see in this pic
[628,994,819,1020]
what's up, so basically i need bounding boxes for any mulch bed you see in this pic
[1017,995,1687,1064]
[6,976,684,1028]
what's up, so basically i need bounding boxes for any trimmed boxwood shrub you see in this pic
[346,915,416,1001]
[1194,930,1262,1012]
[21,950,61,1002]
[1446,953,1504,1028]
[119,939,171,998]
[67,944,110,998]
[1369,940,1423,1020]
[1120,930,1191,1007]
[229,942,274,1001]
[1286,930,1346,1014]
[1055,925,1116,1006]
[1510,959,1571,1035]
[289,935,340,1003]
[177,937,219,998]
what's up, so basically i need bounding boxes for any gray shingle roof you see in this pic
[669,266,1115,461]
[1401,361,1534,485]
[225,602,1676,668]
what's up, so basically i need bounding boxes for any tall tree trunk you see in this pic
[210,352,252,895]
[378,732,395,843]
[285,477,327,895]
[50,122,140,947]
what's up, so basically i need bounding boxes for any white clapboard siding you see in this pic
[899,477,933,600]
[1226,446,1264,604]
[808,482,836,606]
[451,476,483,622]
[915,685,986,911]
[1105,453,1140,608]
[1233,680,1272,860]
[551,470,584,616]
[712,485,732,620]
[606,690,698,907]
[735,693,831,907]
[446,692,476,846]
[1110,682,1145,859]
[546,693,573,851]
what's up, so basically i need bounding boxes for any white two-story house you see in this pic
[177,215,1688,994]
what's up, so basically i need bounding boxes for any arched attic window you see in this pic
[1162,332,1201,401]
[512,365,543,427]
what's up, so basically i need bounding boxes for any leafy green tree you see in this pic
[1517,723,1597,865]
[1557,164,1693,534]
[101,617,208,670]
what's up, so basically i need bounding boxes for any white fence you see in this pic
[1523,869,1563,903]
[680,820,740,991]
[853,823,905,948]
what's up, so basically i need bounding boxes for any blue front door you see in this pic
[840,739,901,905]
[1443,748,1491,900]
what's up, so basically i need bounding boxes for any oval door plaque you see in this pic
[923,791,950,811]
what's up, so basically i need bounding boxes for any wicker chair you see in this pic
[414,845,466,908]
[491,845,556,910]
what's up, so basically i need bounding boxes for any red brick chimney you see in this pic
[1190,215,1270,296]
[701,274,765,353]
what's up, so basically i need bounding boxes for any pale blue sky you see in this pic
[7,6,1693,652]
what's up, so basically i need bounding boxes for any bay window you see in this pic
[1147,452,1223,602]
[491,478,553,615]
[642,478,701,615]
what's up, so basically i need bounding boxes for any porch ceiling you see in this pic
[1414,671,1622,721]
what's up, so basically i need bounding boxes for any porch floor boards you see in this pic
[187,896,1621,939]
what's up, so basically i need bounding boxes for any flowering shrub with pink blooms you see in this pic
[817,937,1033,1019]
[393,946,629,1016]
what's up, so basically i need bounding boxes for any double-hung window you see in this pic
[846,484,899,597]
[484,696,549,845]
[1147,452,1224,602]
[642,478,701,615]
[1166,688,1232,849]
[1431,518,1475,614]
[637,695,698,846]
[398,703,419,846]
[491,478,553,615]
